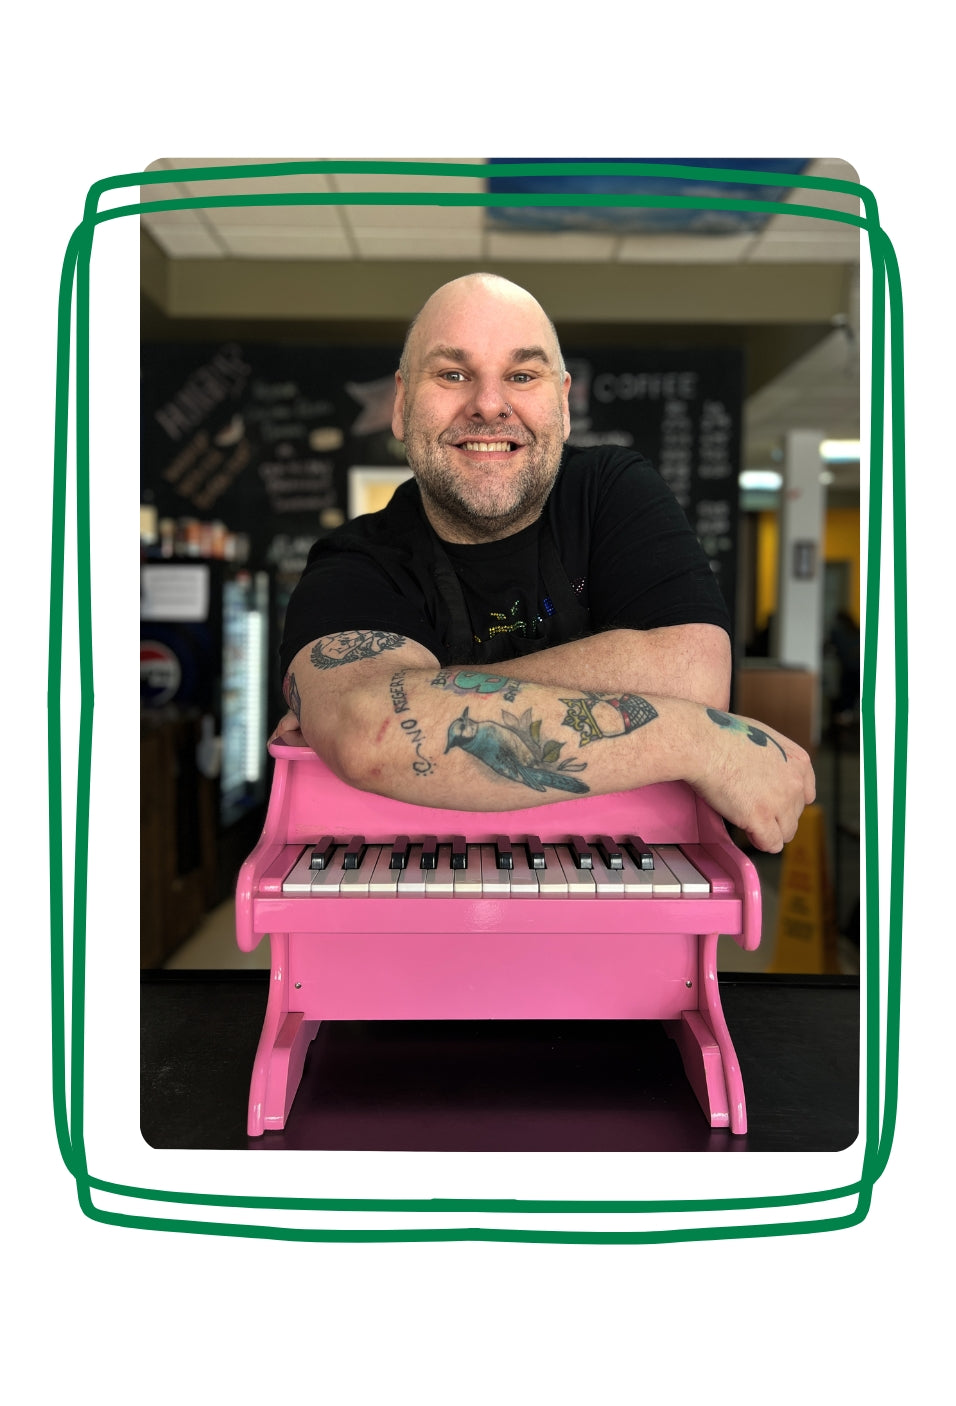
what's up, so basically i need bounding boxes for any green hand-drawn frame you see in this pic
[50,160,904,1243]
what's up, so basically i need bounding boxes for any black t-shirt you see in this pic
[279,445,731,674]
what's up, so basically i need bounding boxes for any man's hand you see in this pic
[269,711,309,747]
[680,707,815,852]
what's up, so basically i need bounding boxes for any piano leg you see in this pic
[664,932,748,1135]
[247,933,321,1136]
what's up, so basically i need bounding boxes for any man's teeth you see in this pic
[460,441,514,452]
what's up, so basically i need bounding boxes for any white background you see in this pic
[3,4,948,1400]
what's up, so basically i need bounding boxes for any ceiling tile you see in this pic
[341,202,485,230]
[203,202,346,228]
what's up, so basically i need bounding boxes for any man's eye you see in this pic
[440,371,466,382]
[510,372,535,384]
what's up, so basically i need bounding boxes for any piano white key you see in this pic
[592,859,627,896]
[454,845,484,895]
[618,850,658,896]
[424,844,456,895]
[339,843,382,894]
[479,844,513,895]
[369,846,401,894]
[555,845,596,897]
[396,845,428,895]
[538,845,568,896]
[647,848,682,895]
[654,845,711,895]
[508,847,541,897]
[281,848,321,894]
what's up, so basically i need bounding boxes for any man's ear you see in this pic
[391,371,406,441]
[560,370,572,440]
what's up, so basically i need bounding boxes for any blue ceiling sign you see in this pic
[485,159,810,234]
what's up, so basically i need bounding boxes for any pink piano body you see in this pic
[236,741,762,1137]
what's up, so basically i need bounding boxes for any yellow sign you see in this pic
[768,804,841,974]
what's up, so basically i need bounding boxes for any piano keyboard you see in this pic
[280,836,712,898]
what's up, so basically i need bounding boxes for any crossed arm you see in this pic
[273,623,814,853]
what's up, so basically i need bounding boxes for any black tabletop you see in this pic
[141,970,859,1153]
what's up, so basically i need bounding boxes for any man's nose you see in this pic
[466,378,510,421]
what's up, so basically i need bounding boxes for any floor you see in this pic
[162,730,861,977]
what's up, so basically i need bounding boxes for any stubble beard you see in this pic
[403,410,565,544]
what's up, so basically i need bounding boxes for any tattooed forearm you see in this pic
[444,706,588,795]
[310,630,406,670]
[431,669,522,703]
[706,708,788,760]
[283,671,302,722]
[560,692,658,746]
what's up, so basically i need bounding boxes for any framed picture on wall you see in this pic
[348,466,414,519]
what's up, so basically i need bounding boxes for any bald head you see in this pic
[391,272,572,543]
[398,273,566,382]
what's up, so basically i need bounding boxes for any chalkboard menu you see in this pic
[141,342,742,632]
[563,347,743,633]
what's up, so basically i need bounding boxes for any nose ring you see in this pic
[500,403,512,418]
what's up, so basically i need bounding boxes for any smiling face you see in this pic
[392,274,572,543]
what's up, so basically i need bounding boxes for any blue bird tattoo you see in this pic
[444,707,590,795]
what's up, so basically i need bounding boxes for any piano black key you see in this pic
[567,835,593,869]
[420,836,438,870]
[309,835,337,870]
[450,834,468,869]
[624,834,655,871]
[342,835,367,870]
[389,834,411,870]
[525,835,546,869]
[594,835,624,870]
[494,835,514,870]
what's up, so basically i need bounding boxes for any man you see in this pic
[273,273,814,853]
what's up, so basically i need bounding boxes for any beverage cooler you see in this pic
[140,560,278,966]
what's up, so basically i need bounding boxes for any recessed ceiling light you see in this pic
[739,470,782,491]
[819,439,860,462]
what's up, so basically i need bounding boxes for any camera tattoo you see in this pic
[310,630,407,669]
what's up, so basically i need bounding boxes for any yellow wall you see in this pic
[754,506,861,630]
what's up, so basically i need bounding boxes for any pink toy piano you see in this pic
[236,740,762,1136]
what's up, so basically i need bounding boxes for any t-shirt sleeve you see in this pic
[278,551,444,677]
[581,453,732,634]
